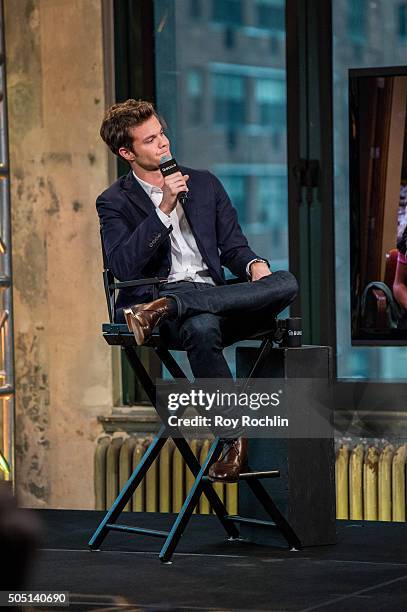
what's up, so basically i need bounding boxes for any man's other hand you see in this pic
[160,172,189,215]
[250,261,272,282]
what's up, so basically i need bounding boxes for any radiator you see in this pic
[94,435,238,515]
[336,443,407,521]
[94,437,407,522]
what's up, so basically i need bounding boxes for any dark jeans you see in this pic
[159,271,298,378]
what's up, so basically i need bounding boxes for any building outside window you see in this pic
[154,0,288,377]
[258,175,287,245]
[256,0,285,32]
[190,0,202,20]
[347,0,367,42]
[255,77,286,127]
[217,174,247,224]
[186,69,204,124]
[398,2,407,39]
[212,73,246,128]
[211,0,243,26]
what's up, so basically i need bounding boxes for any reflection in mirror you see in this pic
[349,67,407,344]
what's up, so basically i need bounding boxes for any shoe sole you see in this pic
[123,308,145,345]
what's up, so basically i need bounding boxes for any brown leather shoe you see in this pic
[123,297,172,345]
[208,438,248,483]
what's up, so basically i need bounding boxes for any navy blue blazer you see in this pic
[96,167,261,311]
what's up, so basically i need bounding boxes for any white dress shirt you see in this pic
[133,172,216,285]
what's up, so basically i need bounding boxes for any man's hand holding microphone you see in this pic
[159,154,189,216]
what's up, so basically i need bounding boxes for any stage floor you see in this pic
[27,509,407,611]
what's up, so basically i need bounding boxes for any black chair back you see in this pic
[100,231,116,323]
[100,228,164,323]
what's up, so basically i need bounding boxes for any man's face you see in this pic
[126,115,170,171]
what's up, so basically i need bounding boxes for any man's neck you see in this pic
[131,165,163,188]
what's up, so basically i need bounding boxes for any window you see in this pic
[190,0,202,20]
[347,0,367,42]
[218,175,247,223]
[398,3,407,39]
[212,73,246,127]
[255,78,286,127]
[154,0,289,378]
[258,176,288,260]
[269,35,281,55]
[212,0,242,26]
[186,69,204,123]
[271,131,282,151]
[256,0,285,32]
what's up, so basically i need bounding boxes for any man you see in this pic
[97,99,298,481]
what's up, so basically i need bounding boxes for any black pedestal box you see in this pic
[236,345,336,547]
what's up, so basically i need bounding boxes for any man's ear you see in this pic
[118,146,135,162]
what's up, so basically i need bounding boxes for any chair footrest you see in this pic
[239,469,280,480]
[202,469,280,483]
[225,515,277,529]
[102,323,162,347]
[106,523,169,538]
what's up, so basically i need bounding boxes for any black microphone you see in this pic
[159,154,188,205]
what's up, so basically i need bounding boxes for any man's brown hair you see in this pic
[100,99,158,156]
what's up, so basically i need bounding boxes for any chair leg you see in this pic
[89,426,167,550]
[127,344,238,538]
[123,346,158,405]
[155,345,187,379]
[241,338,273,390]
[159,437,225,563]
[172,437,239,540]
[122,344,239,557]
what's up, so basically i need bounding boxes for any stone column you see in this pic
[5,0,113,508]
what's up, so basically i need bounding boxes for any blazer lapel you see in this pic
[121,171,156,217]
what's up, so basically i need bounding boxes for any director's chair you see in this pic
[89,245,301,563]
